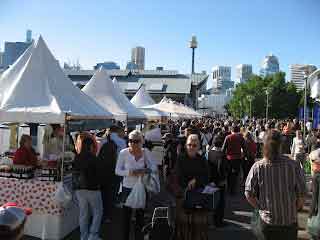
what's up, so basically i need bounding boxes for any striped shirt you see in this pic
[245,156,307,226]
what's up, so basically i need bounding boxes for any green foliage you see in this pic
[228,72,301,119]
[304,159,311,175]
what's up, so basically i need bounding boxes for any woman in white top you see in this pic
[291,130,306,167]
[115,130,157,240]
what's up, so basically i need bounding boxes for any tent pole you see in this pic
[126,113,128,130]
[61,115,67,182]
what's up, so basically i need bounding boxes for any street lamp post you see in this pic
[189,35,198,74]
[265,89,269,123]
[303,72,308,140]
[247,95,253,120]
[189,35,198,109]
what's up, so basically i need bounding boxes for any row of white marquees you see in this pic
[0,36,201,124]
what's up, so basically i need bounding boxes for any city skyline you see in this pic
[1,0,319,81]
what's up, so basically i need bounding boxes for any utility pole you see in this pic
[189,35,198,109]
[265,89,269,123]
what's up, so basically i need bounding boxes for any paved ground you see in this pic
[23,190,312,240]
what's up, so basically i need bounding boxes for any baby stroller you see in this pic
[142,207,174,240]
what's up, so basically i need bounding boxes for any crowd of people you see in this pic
[162,118,312,240]
[7,117,320,240]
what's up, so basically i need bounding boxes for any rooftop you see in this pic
[65,69,208,95]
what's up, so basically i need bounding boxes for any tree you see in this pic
[228,72,301,119]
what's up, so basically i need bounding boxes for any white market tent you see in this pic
[112,78,146,120]
[142,97,187,119]
[83,67,131,121]
[130,84,168,120]
[155,97,201,119]
[0,36,113,124]
[130,84,155,107]
[177,102,202,118]
[139,108,169,120]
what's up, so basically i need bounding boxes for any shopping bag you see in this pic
[307,215,320,238]
[308,215,320,237]
[125,177,146,209]
[251,209,265,240]
[53,182,72,207]
[143,172,160,194]
[183,187,220,210]
[142,149,160,194]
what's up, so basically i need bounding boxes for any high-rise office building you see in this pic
[235,64,253,84]
[212,66,233,92]
[131,46,145,70]
[26,30,32,43]
[3,42,31,68]
[260,54,280,77]
[2,30,33,68]
[290,64,317,91]
[126,61,138,70]
[0,51,4,68]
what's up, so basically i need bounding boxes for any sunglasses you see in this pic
[129,139,141,144]
[187,143,198,148]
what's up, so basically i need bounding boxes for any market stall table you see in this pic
[0,176,79,240]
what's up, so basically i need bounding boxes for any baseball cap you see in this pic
[0,203,32,231]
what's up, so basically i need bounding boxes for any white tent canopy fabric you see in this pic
[83,68,129,121]
[139,108,169,120]
[142,97,201,119]
[130,84,168,120]
[309,69,320,100]
[130,84,155,107]
[112,78,146,120]
[0,36,113,124]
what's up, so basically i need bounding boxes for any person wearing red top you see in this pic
[222,125,247,195]
[13,135,38,167]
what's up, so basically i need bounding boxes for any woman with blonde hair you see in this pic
[115,130,158,240]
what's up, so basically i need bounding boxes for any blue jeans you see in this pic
[76,190,103,240]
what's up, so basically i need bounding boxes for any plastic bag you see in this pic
[125,177,146,209]
[308,215,320,238]
[143,172,160,194]
[251,209,265,240]
[53,182,72,207]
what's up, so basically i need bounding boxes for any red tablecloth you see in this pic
[0,177,64,215]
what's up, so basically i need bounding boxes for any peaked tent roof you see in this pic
[130,84,155,107]
[82,68,128,121]
[139,108,169,120]
[0,36,113,123]
[112,78,146,120]
[143,97,200,119]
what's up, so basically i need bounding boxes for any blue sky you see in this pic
[1,0,319,83]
